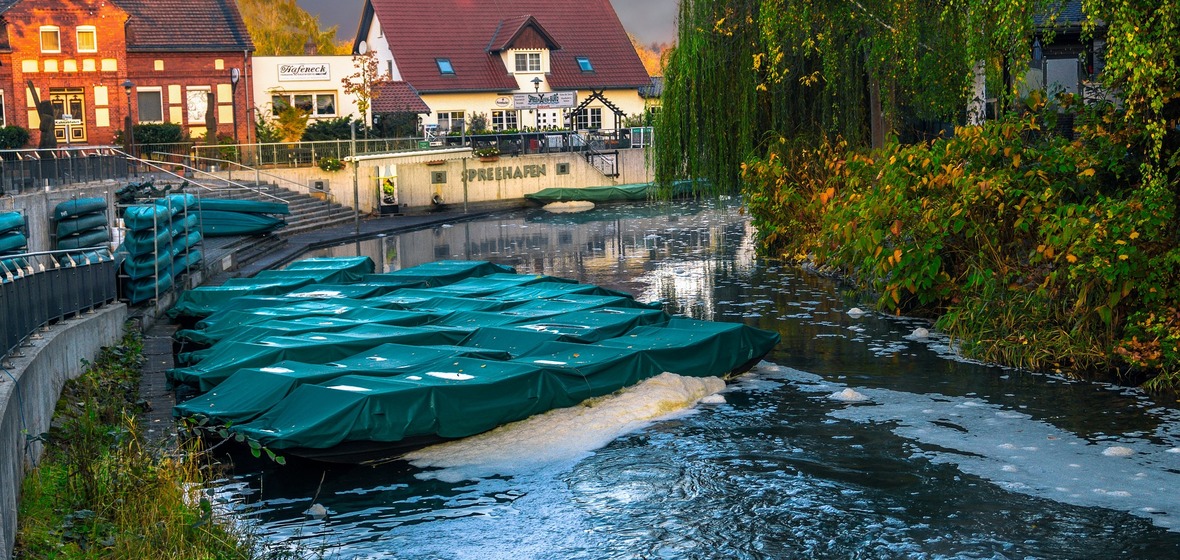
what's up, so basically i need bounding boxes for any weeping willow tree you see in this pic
[654,0,1054,193]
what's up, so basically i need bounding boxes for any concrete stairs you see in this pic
[188,178,355,270]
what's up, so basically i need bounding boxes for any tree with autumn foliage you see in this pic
[238,0,346,56]
[630,34,671,76]
[341,50,392,138]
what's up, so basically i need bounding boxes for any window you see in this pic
[40,26,60,53]
[436,59,454,75]
[575,107,602,130]
[515,52,541,72]
[491,110,518,131]
[438,111,465,134]
[137,89,163,122]
[576,57,593,72]
[271,93,336,117]
[76,26,97,52]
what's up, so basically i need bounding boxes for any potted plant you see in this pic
[379,177,400,215]
[318,156,345,172]
[473,145,500,162]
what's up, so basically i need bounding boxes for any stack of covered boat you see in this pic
[170,258,780,463]
[0,211,28,274]
[193,198,288,237]
[120,194,203,304]
[53,197,111,250]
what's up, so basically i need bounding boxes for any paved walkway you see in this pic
[135,205,511,443]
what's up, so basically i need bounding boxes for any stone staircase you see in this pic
[184,178,355,270]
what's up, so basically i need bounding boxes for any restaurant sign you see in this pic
[278,63,330,82]
[512,91,576,109]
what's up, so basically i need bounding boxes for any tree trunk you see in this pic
[967,60,987,125]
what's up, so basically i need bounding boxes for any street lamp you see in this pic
[531,77,542,130]
[122,79,135,157]
[230,68,241,147]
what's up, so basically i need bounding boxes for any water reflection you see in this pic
[231,198,1180,558]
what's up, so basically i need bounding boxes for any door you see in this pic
[50,88,87,144]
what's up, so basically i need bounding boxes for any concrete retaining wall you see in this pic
[220,147,654,215]
[0,303,128,560]
[0,180,125,254]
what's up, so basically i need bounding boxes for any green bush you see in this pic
[132,122,184,145]
[302,116,366,141]
[743,101,1180,390]
[0,125,31,149]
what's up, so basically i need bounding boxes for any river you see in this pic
[209,198,1180,559]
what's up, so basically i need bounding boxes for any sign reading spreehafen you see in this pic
[513,91,576,109]
[278,63,330,82]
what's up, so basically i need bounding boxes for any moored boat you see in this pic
[170,258,781,463]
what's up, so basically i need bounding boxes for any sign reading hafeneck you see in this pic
[278,63,330,81]
[513,91,576,109]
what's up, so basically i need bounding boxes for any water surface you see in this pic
[213,199,1180,558]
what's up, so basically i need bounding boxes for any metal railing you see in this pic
[0,146,130,195]
[1,248,117,363]
[113,150,286,203]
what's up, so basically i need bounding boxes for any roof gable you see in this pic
[365,0,649,93]
[487,16,561,53]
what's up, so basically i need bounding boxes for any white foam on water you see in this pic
[829,388,870,402]
[405,372,726,482]
[822,384,1180,532]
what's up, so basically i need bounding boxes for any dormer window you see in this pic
[40,26,61,53]
[77,26,97,53]
[576,57,594,72]
[515,52,541,73]
[436,58,454,75]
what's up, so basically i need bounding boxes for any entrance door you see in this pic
[50,88,87,144]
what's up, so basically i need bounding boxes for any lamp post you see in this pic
[122,79,135,157]
[230,68,241,147]
[531,77,542,130]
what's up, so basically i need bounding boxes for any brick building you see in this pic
[0,0,254,149]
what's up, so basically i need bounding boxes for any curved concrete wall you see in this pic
[0,304,128,560]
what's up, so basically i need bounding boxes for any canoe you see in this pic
[53,197,107,220]
[123,204,178,231]
[158,193,197,211]
[56,212,108,238]
[195,210,286,237]
[124,271,173,305]
[0,212,26,234]
[124,225,174,256]
[122,245,174,280]
[172,230,203,251]
[194,198,291,215]
[172,249,203,277]
[56,228,110,250]
[0,232,28,254]
[169,258,781,463]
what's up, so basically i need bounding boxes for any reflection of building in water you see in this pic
[298,202,755,313]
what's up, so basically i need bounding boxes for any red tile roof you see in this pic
[363,0,650,93]
[116,0,253,52]
[372,81,431,114]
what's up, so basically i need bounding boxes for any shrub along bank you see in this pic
[742,100,1180,393]
[14,331,258,559]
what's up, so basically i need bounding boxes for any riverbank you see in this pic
[13,330,260,558]
[741,110,1180,395]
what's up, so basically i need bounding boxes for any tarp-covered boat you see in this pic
[53,197,107,220]
[194,198,290,215]
[196,210,286,237]
[0,211,26,234]
[170,258,780,463]
[525,180,698,204]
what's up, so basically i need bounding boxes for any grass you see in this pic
[13,328,272,559]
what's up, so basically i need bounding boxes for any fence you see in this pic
[0,147,130,195]
[1,249,117,363]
